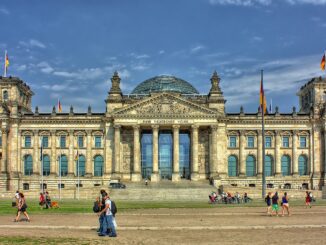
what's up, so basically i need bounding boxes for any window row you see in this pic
[23,135,103,148]
[227,154,308,177]
[228,135,308,148]
[23,154,104,177]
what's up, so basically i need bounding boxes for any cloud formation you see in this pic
[209,0,326,6]
[0,7,9,15]
[19,39,46,49]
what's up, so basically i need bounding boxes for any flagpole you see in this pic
[77,152,80,200]
[59,153,62,200]
[261,70,266,199]
[40,137,44,194]
[4,50,7,77]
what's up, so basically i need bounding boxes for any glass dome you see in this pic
[130,75,199,95]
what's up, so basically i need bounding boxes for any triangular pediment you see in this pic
[112,93,218,118]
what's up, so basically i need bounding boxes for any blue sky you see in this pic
[0,0,326,113]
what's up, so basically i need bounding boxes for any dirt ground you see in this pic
[1,206,326,244]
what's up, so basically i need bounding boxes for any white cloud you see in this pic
[252,36,263,42]
[16,65,27,71]
[135,54,150,59]
[19,39,46,49]
[37,61,54,74]
[286,0,326,4]
[209,0,326,6]
[0,8,9,15]
[209,0,272,6]
[191,45,205,53]
[158,50,165,55]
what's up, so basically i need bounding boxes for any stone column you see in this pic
[1,128,8,174]
[257,130,262,176]
[313,126,321,178]
[210,125,218,178]
[50,130,57,175]
[172,125,180,182]
[114,125,121,176]
[309,130,314,175]
[239,130,246,176]
[68,130,74,176]
[132,125,141,181]
[104,124,114,177]
[151,125,159,182]
[86,130,92,176]
[292,130,298,176]
[191,125,199,180]
[33,130,40,175]
[275,130,281,176]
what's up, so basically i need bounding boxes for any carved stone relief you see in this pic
[121,129,133,173]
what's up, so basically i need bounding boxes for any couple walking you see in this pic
[97,190,117,237]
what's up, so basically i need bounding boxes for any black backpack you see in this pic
[111,200,117,216]
[93,201,100,213]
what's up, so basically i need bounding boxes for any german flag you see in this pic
[260,73,267,114]
[321,53,325,71]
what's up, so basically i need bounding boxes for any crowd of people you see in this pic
[209,191,252,204]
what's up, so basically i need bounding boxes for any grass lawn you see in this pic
[0,237,95,245]
[0,198,325,215]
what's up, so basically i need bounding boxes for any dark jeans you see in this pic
[100,215,117,237]
[99,214,105,233]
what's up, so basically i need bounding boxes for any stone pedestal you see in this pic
[191,172,199,181]
[172,173,180,182]
[131,172,142,182]
[151,173,160,182]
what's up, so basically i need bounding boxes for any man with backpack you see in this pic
[97,193,117,237]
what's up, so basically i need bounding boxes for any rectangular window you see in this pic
[78,136,84,148]
[265,136,272,148]
[282,136,289,147]
[0,135,2,147]
[60,136,66,148]
[300,136,307,148]
[42,136,48,148]
[95,136,102,148]
[247,136,254,148]
[25,136,31,147]
[229,136,237,148]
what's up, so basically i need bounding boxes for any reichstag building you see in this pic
[0,72,325,191]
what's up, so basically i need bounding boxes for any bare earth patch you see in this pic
[0,206,326,244]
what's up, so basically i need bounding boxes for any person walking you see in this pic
[97,189,106,234]
[305,191,312,208]
[39,193,45,209]
[281,192,290,216]
[14,193,30,222]
[271,192,279,217]
[265,192,272,215]
[97,193,117,237]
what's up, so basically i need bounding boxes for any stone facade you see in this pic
[0,73,326,192]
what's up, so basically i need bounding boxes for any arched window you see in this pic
[94,155,103,176]
[43,155,50,176]
[298,155,308,176]
[24,155,33,175]
[76,155,85,177]
[265,155,273,176]
[246,155,256,177]
[228,155,237,177]
[3,90,8,100]
[281,155,291,176]
[59,155,68,176]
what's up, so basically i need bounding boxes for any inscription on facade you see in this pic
[140,119,192,124]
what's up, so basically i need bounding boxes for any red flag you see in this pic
[260,76,267,114]
[58,99,62,113]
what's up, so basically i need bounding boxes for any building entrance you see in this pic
[159,132,173,179]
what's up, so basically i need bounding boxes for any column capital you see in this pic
[1,128,8,134]
[239,130,245,136]
[132,125,140,130]
[50,129,56,135]
[33,129,39,135]
[68,129,74,134]
[191,124,199,130]
[292,129,298,136]
[172,125,180,130]
[275,130,281,136]
[152,125,159,130]
[210,125,218,131]
[114,124,121,129]
[86,129,93,135]
[257,129,262,136]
